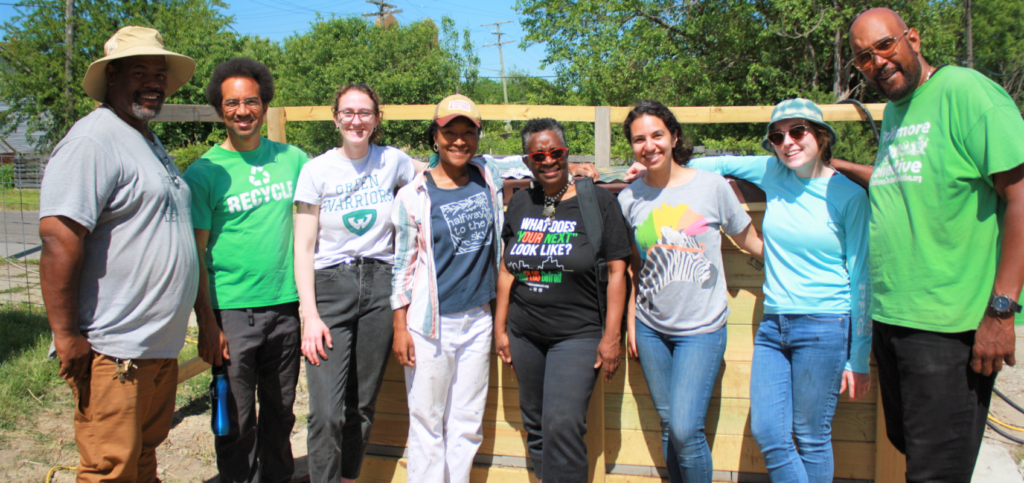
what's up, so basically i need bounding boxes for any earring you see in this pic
[432,143,439,153]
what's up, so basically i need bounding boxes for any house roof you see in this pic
[0,101,41,154]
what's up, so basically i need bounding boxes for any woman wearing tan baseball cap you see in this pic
[82,26,196,102]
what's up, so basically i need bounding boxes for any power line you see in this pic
[363,0,402,26]
[482,20,513,104]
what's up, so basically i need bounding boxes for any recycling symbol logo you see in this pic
[249,166,271,187]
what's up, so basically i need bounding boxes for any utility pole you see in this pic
[482,21,514,104]
[64,0,75,123]
[363,0,402,27]
[965,0,974,69]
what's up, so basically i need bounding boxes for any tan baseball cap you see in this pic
[82,26,197,102]
[433,94,482,127]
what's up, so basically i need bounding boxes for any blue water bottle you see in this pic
[210,365,231,437]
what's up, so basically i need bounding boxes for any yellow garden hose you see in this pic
[45,465,76,482]
[989,414,1024,432]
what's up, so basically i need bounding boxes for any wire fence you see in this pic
[0,154,45,308]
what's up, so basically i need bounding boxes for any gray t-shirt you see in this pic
[40,107,199,359]
[618,169,751,336]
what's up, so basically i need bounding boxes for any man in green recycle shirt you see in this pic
[182,58,308,483]
[831,8,1024,482]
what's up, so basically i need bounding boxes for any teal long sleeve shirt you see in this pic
[689,156,872,373]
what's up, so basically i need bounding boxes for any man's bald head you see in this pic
[849,7,929,101]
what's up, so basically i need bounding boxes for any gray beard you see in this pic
[132,102,161,121]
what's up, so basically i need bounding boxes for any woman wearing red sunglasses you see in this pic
[688,98,871,483]
[493,118,632,483]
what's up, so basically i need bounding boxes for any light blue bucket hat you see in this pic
[761,98,839,153]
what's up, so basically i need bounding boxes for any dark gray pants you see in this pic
[305,261,394,482]
[873,321,995,483]
[508,329,600,483]
[214,302,301,483]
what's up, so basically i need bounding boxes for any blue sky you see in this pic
[0,0,551,77]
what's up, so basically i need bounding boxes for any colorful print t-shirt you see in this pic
[618,170,752,336]
[502,186,632,340]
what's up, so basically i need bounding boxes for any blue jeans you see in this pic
[635,322,726,483]
[749,314,849,483]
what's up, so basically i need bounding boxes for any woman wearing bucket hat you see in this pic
[390,94,504,482]
[688,98,871,483]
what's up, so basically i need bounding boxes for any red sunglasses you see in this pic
[524,147,568,163]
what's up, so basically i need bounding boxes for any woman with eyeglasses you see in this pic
[293,83,417,483]
[493,118,632,483]
[391,94,505,483]
[688,98,871,483]
[618,100,763,483]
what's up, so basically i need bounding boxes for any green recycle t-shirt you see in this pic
[869,66,1024,331]
[183,139,308,310]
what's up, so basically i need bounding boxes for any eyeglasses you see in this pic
[848,30,910,71]
[223,98,262,112]
[338,110,376,122]
[525,147,568,163]
[766,124,812,146]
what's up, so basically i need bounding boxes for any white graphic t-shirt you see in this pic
[294,145,416,268]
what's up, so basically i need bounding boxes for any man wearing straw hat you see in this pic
[39,26,198,483]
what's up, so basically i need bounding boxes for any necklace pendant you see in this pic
[542,205,555,219]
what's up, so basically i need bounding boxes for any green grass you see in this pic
[0,286,30,295]
[0,189,40,211]
[0,305,66,430]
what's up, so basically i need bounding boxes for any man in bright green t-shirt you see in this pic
[182,58,307,483]
[836,9,1024,482]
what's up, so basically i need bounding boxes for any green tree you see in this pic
[971,0,1024,108]
[275,16,478,156]
[0,0,242,151]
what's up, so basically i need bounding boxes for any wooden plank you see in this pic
[359,454,540,483]
[152,103,220,122]
[166,103,885,125]
[605,393,875,442]
[722,250,767,289]
[875,389,906,483]
[266,106,287,144]
[605,430,875,480]
[595,106,612,169]
[587,377,607,482]
[177,356,211,384]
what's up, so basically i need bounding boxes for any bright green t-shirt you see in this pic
[869,66,1024,332]
[183,139,308,310]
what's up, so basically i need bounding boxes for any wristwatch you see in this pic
[988,294,1022,318]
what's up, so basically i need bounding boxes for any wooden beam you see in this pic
[267,107,287,144]
[587,377,606,482]
[874,389,907,483]
[157,103,886,125]
[594,106,612,168]
[177,356,211,384]
[152,104,220,123]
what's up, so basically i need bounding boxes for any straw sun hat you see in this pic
[82,26,197,103]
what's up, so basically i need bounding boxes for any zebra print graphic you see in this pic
[639,226,714,306]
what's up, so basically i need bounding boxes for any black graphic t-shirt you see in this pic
[502,186,632,340]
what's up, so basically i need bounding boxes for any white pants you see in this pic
[405,304,493,483]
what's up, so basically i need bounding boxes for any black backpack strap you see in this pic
[574,178,608,325]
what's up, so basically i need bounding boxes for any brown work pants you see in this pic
[63,353,178,483]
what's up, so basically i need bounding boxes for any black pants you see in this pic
[873,321,996,483]
[305,261,394,482]
[508,329,600,483]
[214,302,301,483]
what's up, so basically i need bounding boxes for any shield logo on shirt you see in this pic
[343,209,377,236]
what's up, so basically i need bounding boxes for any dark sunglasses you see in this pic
[848,30,910,71]
[525,147,568,163]
[767,124,812,146]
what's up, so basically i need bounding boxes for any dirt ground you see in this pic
[984,324,1024,476]
[2,325,1022,482]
